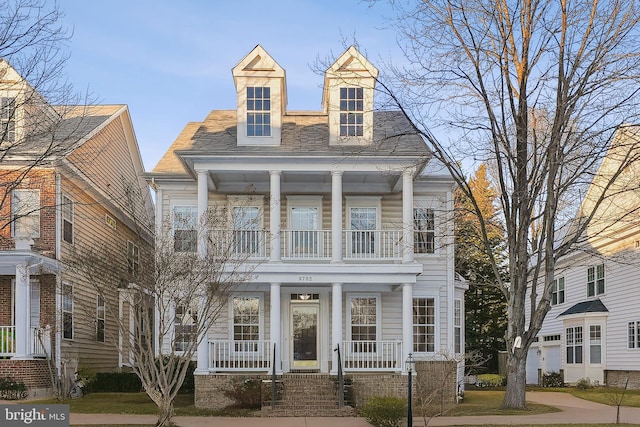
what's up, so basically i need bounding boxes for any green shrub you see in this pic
[85,372,142,393]
[475,373,506,387]
[542,371,564,388]
[0,377,28,400]
[576,377,593,390]
[223,378,262,409]
[360,396,407,427]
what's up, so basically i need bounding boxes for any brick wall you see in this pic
[195,374,267,410]
[605,370,640,389]
[0,359,51,389]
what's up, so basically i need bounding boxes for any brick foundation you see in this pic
[605,370,640,389]
[0,359,53,398]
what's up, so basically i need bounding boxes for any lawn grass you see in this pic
[440,390,559,416]
[527,386,640,408]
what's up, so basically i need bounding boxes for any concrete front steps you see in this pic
[260,373,356,417]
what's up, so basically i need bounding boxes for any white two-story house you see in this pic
[526,126,640,388]
[146,45,464,411]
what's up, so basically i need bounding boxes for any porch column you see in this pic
[13,262,30,359]
[402,283,413,369]
[269,171,282,262]
[197,170,209,256]
[402,169,414,263]
[331,282,343,374]
[331,171,343,263]
[196,295,209,373]
[270,283,282,373]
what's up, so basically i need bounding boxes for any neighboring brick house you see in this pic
[0,60,154,397]
[145,45,465,413]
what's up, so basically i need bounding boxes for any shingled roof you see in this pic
[151,110,429,174]
[558,299,609,317]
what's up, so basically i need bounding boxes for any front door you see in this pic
[291,303,319,369]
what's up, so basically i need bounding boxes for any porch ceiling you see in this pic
[0,251,61,275]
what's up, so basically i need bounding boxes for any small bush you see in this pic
[0,377,28,400]
[85,372,142,393]
[475,374,506,387]
[223,378,262,409]
[576,377,593,390]
[542,371,564,388]
[360,396,407,427]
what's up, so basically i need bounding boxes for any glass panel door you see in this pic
[291,304,319,369]
[290,207,319,256]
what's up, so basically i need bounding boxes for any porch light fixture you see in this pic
[299,294,311,300]
[406,353,415,427]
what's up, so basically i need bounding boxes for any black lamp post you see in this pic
[406,353,415,427]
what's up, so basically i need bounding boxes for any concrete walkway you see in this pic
[65,392,640,426]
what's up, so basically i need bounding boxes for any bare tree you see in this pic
[0,0,94,242]
[370,0,640,409]
[66,195,258,427]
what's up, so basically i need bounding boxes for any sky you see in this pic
[58,0,405,171]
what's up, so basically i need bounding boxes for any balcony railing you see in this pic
[0,325,51,358]
[208,229,406,261]
[209,340,272,371]
[342,340,403,371]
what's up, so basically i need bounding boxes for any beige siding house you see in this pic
[146,45,465,413]
[0,60,154,396]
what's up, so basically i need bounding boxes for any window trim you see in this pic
[12,189,40,239]
[96,294,105,343]
[413,296,436,353]
[173,302,198,352]
[587,264,605,297]
[62,194,74,244]
[552,276,565,305]
[1,96,16,143]
[230,294,264,352]
[127,240,140,279]
[413,207,435,255]
[347,293,381,345]
[454,298,463,354]
[172,205,198,253]
[629,321,640,349]
[589,324,602,364]
[339,86,364,137]
[62,283,74,340]
[246,86,272,137]
[346,197,381,256]
[566,326,583,364]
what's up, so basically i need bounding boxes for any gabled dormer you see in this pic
[232,45,286,146]
[323,46,379,146]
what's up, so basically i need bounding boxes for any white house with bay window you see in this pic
[145,45,464,405]
[526,126,640,388]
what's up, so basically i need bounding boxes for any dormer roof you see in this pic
[322,46,379,111]
[232,45,287,111]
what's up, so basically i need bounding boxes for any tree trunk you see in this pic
[155,401,174,427]
[501,350,527,409]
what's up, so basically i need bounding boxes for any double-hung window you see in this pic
[414,207,435,254]
[350,296,378,352]
[629,321,640,349]
[552,277,565,305]
[173,206,197,252]
[174,304,196,352]
[127,241,140,279]
[62,195,74,244]
[63,284,73,340]
[350,207,377,255]
[1,97,16,143]
[566,326,583,364]
[413,297,435,353]
[587,264,605,297]
[246,87,271,137]
[589,325,601,364]
[233,296,260,352]
[339,87,363,137]
[233,206,261,255]
[12,189,40,239]
[96,295,105,342]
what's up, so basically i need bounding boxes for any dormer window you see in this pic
[247,87,271,137]
[1,97,16,142]
[340,88,363,137]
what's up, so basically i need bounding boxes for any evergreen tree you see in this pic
[455,164,507,373]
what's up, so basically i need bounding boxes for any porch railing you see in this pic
[209,340,272,371]
[0,325,15,356]
[342,340,403,371]
[282,229,332,260]
[344,230,404,260]
[0,326,51,358]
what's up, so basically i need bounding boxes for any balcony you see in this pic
[0,325,51,358]
[208,229,406,262]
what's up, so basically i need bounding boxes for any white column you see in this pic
[196,296,209,373]
[155,188,163,239]
[402,283,413,368]
[270,283,282,374]
[331,171,343,263]
[270,171,282,262]
[197,170,209,257]
[402,169,414,263]
[13,263,30,359]
[331,283,343,374]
